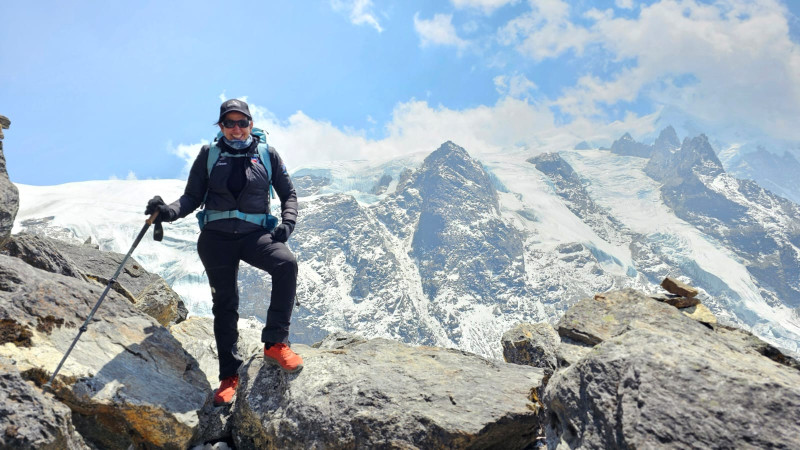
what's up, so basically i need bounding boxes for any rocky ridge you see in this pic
[503,286,800,449]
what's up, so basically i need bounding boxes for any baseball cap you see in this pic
[218,99,252,122]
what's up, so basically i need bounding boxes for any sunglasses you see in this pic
[221,119,251,129]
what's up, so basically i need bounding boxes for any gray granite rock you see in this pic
[555,289,701,346]
[3,233,187,326]
[3,233,86,280]
[170,316,264,390]
[0,116,18,249]
[502,322,560,371]
[0,254,208,450]
[554,338,592,369]
[544,322,800,449]
[231,334,544,449]
[0,358,88,450]
[544,288,800,449]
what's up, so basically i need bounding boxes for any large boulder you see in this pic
[543,289,800,449]
[170,316,264,389]
[502,322,560,372]
[0,115,18,249]
[171,317,264,446]
[0,358,88,449]
[555,289,690,346]
[2,234,86,279]
[3,233,187,326]
[0,254,208,450]
[230,333,545,449]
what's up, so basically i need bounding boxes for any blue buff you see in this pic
[222,135,253,149]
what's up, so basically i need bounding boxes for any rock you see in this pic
[716,325,800,372]
[660,276,699,297]
[170,316,264,390]
[171,316,264,447]
[555,289,701,346]
[649,293,700,308]
[0,255,208,450]
[0,116,18,249]
[680,303,717,325]
[231,334,544,449]
[502,322,559,371]
[3,234,86,280]
[3,233,187,326]
[544,321,800,449]
[0,358,88,449]
[370,173,393,195]
[0,114,8,140]
[554,338,592,368]
[135,277,189,327]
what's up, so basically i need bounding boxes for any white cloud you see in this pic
[579,1,799,140]
[169,93,659,181]
[498,0,595,61]
[414,13,469,49]
[170,140,209,179]
[615,0,634,9]
[494,73,538,99]
[238,97,654,172]
[451,0,520,15]
[491,0,800,141]
[331,0,383,33]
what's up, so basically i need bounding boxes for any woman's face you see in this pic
[219,111,253,141]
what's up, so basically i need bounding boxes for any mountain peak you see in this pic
[679,134,724,176]
[655,126,680,152]
[423,141,471,166]
[610,133,653,158]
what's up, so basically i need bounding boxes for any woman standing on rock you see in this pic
[144,99,302,406]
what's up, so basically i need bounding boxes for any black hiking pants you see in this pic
[197,228,298,380]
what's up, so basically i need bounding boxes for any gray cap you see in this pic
[218,99,252,122]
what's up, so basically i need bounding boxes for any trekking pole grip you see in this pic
[146,211,159,225]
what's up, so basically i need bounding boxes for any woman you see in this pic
[145,99,301,406]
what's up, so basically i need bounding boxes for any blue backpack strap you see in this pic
[256,142,274,199]
[206,141,221,177]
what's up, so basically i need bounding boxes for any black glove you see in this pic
[144,195,172,223]
[271,221,295,243]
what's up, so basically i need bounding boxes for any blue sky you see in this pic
[2,0,800,185]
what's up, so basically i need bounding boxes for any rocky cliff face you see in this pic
[0,115,18,249]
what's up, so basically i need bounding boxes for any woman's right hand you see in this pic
[145,196,170,222]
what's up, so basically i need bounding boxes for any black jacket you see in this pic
[166,138,298,234]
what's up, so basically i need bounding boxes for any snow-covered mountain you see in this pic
[12,132,800,358]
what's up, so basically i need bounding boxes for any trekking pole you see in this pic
[44,211,160,391]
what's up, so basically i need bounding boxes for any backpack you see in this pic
[195,127,279,231]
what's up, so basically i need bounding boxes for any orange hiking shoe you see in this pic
[263,343,304,373]
[213,375,239,406]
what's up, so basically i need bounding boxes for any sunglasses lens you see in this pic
[222,119,250,128]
